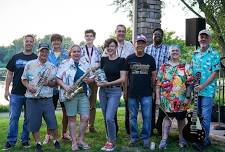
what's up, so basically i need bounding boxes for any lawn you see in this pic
[0,108,223,152]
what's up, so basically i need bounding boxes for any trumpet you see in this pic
[33,68,50,97]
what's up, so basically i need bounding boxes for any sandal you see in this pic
[72,144,79,151]
[78,143,90,150]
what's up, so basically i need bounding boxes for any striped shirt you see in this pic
[145,44,169,72]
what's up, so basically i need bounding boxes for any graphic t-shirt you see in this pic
[126,53,156,97]
[6,52,37,95]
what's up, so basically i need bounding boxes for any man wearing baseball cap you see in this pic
[192,29,220,151]
[125,34,156,148]
[21,43,61,152]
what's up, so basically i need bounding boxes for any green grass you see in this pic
[0,108,223,152]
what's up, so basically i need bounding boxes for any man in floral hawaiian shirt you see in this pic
[192,29,220,151]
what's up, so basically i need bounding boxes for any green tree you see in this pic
[163,31,195,63]
[0,34,74,68]
[179,0,225,56]
[112,0,133,20]
[113,0,225,56]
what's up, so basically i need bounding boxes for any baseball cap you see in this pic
[38,43,50,51]
[199,29,211,36]
[136,34,147,42]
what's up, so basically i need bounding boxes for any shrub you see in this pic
[0,104,9,112]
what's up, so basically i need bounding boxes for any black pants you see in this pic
[53,93,59,110]
[151,97,165,136]
[155,107,165,136]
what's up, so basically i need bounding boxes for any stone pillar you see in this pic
[133,0,162,45]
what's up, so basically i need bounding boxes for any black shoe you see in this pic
[22,142,31,148]
[2,142,13,151]
[192,142,203,151]
[54,140,61,149]
[35,143,43,152]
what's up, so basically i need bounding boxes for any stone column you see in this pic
[133,0,162,45]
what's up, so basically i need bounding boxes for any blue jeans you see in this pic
[198,96,213,145]
[128,96,152,144]
[99,87,121,142]
[7,94,29,145]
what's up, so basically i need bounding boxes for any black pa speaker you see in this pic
[185,18,206,46]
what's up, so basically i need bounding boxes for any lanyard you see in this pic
[85,45,94,63]
[117,45,124,57]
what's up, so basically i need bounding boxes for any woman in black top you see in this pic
[96,38,126,151]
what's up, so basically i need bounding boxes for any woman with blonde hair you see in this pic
[56,44,91,151]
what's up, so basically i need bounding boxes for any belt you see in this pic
[105,85,121,88]
[27,97,51,100]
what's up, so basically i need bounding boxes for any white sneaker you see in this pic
[43,134,51,145]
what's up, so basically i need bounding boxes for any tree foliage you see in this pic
[112,0,225,56]
[112,0,133,20]
[0,35,74,68]
[179,0,225,56]
[163,31,195,63]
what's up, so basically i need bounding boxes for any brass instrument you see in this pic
[64,68,94,100]
[33,68,50,97]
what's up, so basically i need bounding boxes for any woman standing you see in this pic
[96,38,126,151]
[156,45,194,149]
[56,45,91,151]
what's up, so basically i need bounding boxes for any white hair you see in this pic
[169,45,181,56]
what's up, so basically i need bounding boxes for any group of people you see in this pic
[3,24,220,152]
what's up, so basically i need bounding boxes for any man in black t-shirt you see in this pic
[125,35,156,148]
[3,34,37,150]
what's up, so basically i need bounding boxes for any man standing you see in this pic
[192,30,220,151]
[3,34,37,150]
[43,34,69,144]
[126,35,156,148]
[22,43,60,152]
[80,29,101,133]
[145,28,169,135]
[115,24,134,135]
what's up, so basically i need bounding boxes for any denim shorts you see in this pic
[26,97,57,132]
[64,93,89,116]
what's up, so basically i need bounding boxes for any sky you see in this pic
[0,0,197,46]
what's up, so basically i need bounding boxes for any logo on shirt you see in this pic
[130,63,150,74]
[16,59,28,69]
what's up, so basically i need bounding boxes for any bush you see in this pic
[0,104,9,112]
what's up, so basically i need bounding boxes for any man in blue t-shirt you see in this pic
[3,34,37,150]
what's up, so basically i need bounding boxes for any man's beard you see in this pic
[154,38,162,45]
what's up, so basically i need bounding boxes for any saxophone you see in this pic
[33,68,50,97]
[64,68,93,100]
